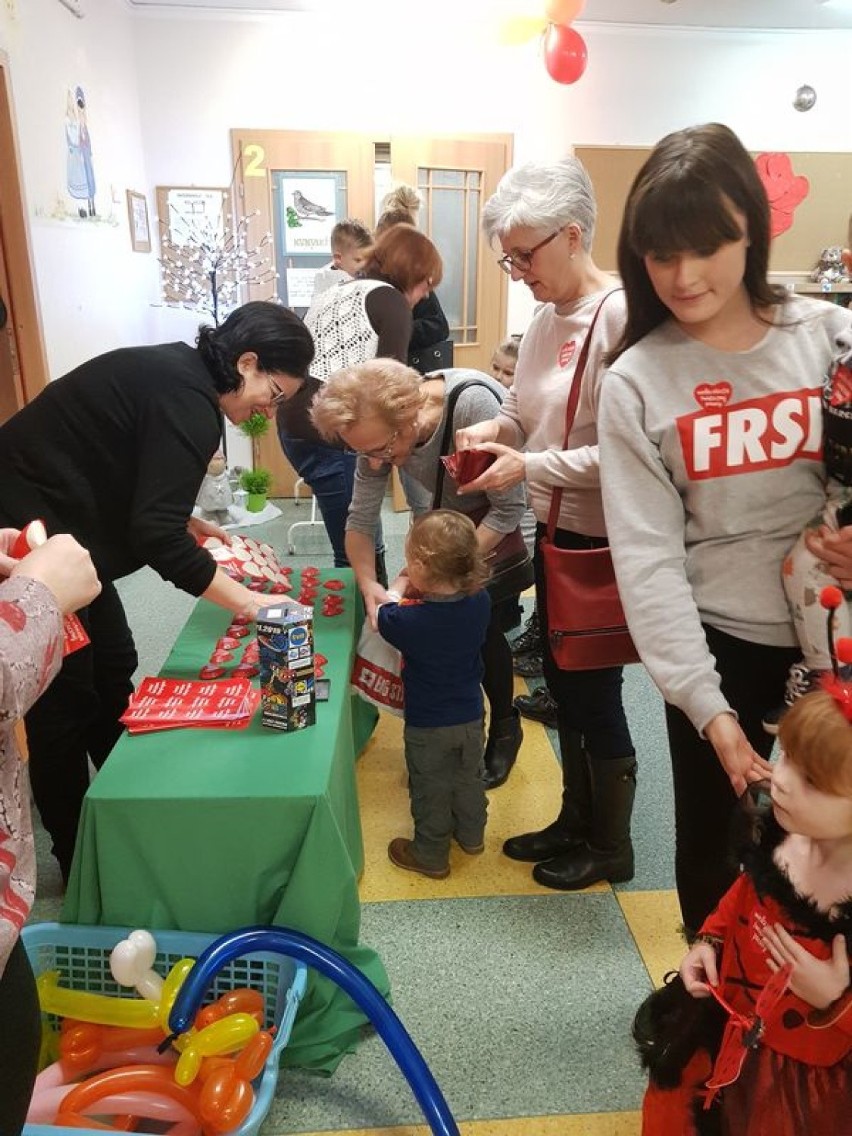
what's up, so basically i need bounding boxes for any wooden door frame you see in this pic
[0,51,49,406]
[390,131,512,375]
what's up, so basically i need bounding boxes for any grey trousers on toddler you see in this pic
[404,719,488,869]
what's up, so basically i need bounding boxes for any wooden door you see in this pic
[0,53,48,421]
[391,133,512,374]
[230,129,375,496]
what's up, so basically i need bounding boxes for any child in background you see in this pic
[637,685,852,1134]
[378,510,491,879]
[764,326,852,732]
[490,334,521,389]
[307,218,372,309]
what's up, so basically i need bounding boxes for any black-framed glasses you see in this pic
[267,376,290,407]
[497,229,563,275]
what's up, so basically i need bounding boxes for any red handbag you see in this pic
[541,291,640,671]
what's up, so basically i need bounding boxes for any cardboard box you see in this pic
[257,603,316,732]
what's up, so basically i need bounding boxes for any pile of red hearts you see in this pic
[120,676,260,734]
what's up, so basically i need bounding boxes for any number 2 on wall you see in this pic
[243,144,266,178]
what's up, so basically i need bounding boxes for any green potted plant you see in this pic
[239,467,273,513]
[238,411,271,440]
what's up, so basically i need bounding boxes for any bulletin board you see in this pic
[576,146,852,277]
[155,186,232,306]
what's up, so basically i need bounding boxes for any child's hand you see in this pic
[761,925,849,1010]
[679,942,719,997]
[388,572,410,598]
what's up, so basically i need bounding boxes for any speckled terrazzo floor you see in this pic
[28,497,687,1136]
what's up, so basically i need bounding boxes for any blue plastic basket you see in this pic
[21,922,307,1136]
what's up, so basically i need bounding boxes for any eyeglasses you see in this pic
[267,376,290,407]
[347,430,399,461]
[497,229,563,275]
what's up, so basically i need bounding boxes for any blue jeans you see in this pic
[278,434,384,568]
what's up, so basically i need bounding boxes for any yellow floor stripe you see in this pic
[357,687,607,902]
[291,1113,641,1136]
[617,890,685,988]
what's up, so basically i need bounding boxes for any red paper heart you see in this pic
[694,382,732,410]
[0,601,26,634]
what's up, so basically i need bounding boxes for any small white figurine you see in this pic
[196,451,235,524]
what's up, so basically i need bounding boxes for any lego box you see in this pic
[257,603,316,732]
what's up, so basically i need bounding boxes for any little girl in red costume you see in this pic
[636,640,852,1135]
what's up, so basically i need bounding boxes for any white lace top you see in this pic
[306,278,393,380]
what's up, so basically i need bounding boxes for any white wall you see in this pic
[0,0,156,376]
[130,10,852,336]
[2,3,851,371]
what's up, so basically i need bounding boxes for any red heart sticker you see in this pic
[0,601,26,633]
[558,340,577,367]
[693,382,732,410]
[199,665,225,680]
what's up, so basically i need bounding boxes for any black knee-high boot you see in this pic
[483,709,523,789]
[502,726,592,860]
[533,754,637,889]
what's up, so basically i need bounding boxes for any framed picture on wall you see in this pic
[126,190,151,253]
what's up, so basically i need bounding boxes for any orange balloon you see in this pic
[545,0,586,23]
[58,1065,200,1120]
[195,988,265,1030]
[198,1066,253,1133]
[234,1030,273,1081]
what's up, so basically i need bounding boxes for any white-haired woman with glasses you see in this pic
[311,359,527,791]
[455,157,638,892]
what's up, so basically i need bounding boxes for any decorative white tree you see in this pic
[159,201,277,326]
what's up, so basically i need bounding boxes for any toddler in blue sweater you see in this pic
[378,510,491,879]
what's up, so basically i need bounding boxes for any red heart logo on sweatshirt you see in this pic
[694,382,732,411]
[558,340,577,368]
[0,601,27,634]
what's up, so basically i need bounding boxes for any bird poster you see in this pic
[280,176,338,255]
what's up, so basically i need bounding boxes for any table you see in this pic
[62,569,389,1073]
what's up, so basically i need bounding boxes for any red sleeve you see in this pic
[697,874,751,942]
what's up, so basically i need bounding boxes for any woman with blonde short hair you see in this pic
[312,358,527,790]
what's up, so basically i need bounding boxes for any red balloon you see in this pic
[543,24,588,85]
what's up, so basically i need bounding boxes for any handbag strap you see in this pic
[545,289,621,541]
[431,378,504,510]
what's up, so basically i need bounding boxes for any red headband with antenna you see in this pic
[818,586,852,721]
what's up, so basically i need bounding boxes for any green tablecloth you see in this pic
[62,569,388,1072]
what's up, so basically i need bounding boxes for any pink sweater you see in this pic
[498,287,625,536]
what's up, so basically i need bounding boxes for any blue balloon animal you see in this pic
[168,925,460,1136]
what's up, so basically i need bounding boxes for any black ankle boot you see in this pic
[533,755,637,890]
[503,727,591,860]
[483,710,523,789]
[510,608,541,657]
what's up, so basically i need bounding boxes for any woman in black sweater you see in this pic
[0,300,314,881]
